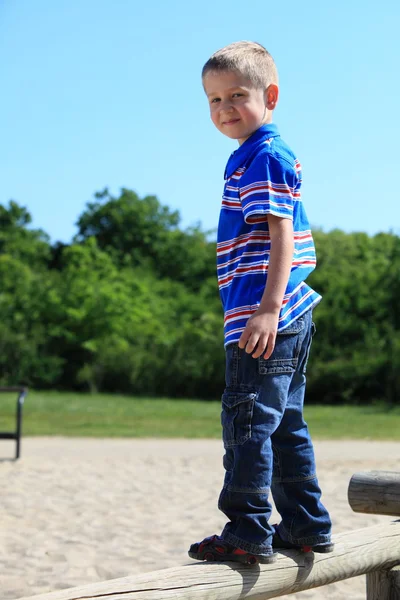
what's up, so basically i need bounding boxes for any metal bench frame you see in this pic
[0,387,28,459]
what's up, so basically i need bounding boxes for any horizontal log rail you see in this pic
[18,519,400,600]
[348,471,400,517]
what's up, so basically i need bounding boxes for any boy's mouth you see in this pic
[223,118,240,125]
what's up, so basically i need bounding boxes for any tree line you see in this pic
[0,189,399,404]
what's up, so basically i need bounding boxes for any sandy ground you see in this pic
[0,437,399,600]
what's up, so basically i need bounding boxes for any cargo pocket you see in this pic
[221,390,256,447]
[258,315,306,375]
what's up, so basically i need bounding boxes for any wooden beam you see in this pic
[367,566,400,600]
[18,520,400,600]
[348,471,400,516]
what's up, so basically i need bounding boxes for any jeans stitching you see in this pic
[299,315,314,374]
[288,505,298,539]
[232,345,238,386]
[272,473,317,483]
[272,443,282,479]
[227,485,270,494]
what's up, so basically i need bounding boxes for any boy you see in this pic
[189,41,333,565]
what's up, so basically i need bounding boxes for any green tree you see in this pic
[0,200,51,268]
[307,229,400,404]
[0,255,63,385]
[75,188,216,290]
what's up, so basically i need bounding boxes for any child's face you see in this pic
[203,70,275,145]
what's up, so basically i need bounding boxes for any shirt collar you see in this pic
[224,123,280,180]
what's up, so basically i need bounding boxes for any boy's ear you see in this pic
[265,84,279,110]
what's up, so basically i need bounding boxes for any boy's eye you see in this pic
[232,93,243,98]
[211,98,220,103]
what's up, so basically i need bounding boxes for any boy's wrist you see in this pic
[256,301,281,316]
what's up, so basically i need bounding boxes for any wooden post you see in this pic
[348,471,400,599]
[367,566,400,599]
[348,471,400,517]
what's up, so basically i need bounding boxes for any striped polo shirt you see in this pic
[217,123,321,347]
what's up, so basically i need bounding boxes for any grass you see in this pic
[0,391,399,440]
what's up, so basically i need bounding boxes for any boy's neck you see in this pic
[238,119,275,146]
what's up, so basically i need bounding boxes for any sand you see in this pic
[0,437,399,600]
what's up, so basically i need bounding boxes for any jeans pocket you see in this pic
[221,390,256,447]
[258,315,306,375]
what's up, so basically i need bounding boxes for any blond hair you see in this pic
[202,41,278,89]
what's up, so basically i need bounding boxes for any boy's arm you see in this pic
[238,214,294,359]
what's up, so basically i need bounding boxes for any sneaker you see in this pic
[272,526,334,553]
[188,534,276,565]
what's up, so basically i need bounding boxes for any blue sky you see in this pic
[1,0,399,242]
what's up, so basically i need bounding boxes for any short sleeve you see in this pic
[239,153,297,224]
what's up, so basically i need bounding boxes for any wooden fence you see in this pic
[19,471,400,600]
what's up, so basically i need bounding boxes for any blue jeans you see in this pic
[219,310,332,555]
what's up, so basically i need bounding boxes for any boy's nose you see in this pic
[220,100,234,112]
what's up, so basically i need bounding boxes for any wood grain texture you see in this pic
[348,471,400,516]
[18,520,400,600]
[367,566,400,600]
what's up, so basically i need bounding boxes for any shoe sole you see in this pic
[273,540,335,553]
[188,550,277,565]
[309,543,335,553]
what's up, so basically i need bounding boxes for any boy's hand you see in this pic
[238,310,279,359]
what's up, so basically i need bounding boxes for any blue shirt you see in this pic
[217,123,321,347]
